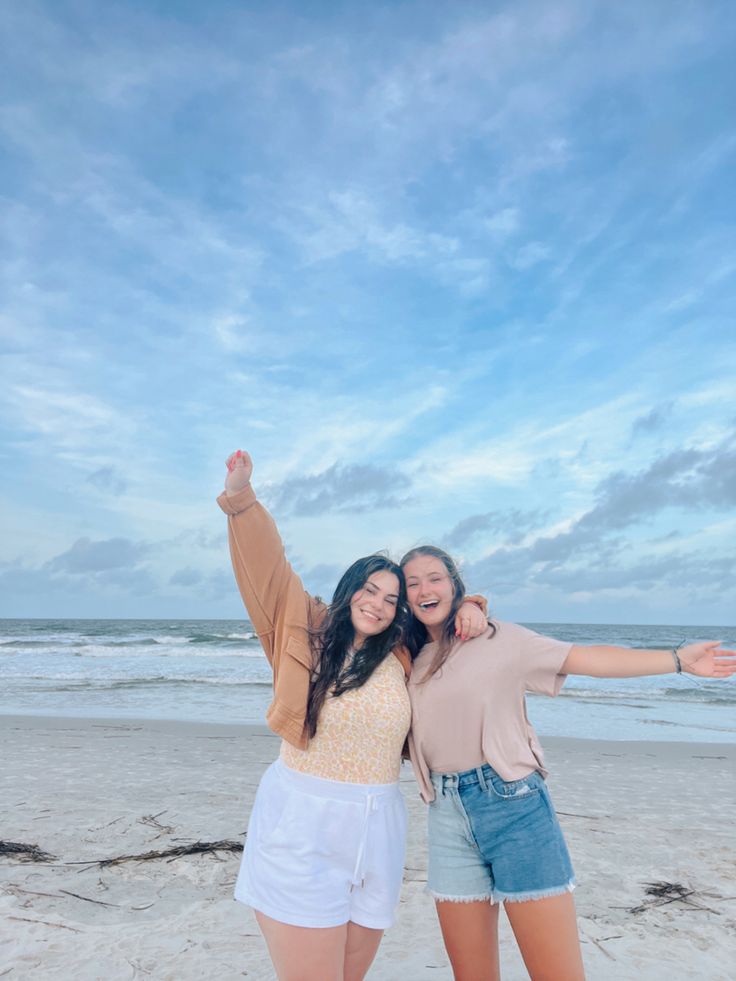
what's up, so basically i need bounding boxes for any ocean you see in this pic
[1,619,734,742]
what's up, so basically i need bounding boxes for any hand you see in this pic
[679,641,736,678]
[454,601,488,642]
[224,449,253,496]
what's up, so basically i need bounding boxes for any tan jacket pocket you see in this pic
[285,634,314,671]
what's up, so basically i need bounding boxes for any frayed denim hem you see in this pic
[491,878,576,905]
[429,890,493,903]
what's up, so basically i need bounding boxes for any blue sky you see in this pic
[1,0,734,623]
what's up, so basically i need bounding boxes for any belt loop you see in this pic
[476,766,488,792]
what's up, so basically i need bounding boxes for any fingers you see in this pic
[713,654,736,673]
[455,616,470,641]
[226,449,246,471]
[691,649,736,677]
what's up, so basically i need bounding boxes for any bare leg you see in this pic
[435,899,500,981]
[255,910,347,981]
[504,892,585,981]
[343,922,384,981]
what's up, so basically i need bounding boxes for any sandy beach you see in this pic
[1,715,734,980]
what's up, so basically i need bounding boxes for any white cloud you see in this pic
[511,241,551,270]
[9,384,134,448]
[485,208,520,236]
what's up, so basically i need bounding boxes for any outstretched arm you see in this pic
[562,641,736,679]
[218,450,321,665]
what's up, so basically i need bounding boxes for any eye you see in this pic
[365,584,378,594]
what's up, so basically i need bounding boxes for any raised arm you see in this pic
[218,450,322,667]
[561,641,736,679]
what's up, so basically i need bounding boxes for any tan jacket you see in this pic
[218,483,412,749]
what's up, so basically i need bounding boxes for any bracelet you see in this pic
[671,646,683,674]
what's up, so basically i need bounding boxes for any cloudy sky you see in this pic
[1,0,734,623]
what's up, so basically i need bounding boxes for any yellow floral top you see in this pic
[281,653,411,784]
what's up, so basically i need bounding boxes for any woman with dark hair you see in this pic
[400,545,736,981]
[218,452,487,981]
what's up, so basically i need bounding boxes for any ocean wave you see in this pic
[639,718,736,733]
[1,631,258,649]
[2,637,158,650]
[554,685,736,706]
[106,676,271,689]
[2,636,261,654]
[11,676,273,691]
[187,632,257,644]
[0,638,86,648]
[68,644,263,659]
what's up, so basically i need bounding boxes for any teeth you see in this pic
[419,601,439,609]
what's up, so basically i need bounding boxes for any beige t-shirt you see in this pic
[407,621,571,802]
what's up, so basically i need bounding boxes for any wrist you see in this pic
[671,641,686,674]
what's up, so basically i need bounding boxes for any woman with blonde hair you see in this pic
[401,544,736,981]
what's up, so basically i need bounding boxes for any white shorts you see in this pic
[234,758,407,929]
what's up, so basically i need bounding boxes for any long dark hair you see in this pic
[305,554,407,739]
[400,545,494,680]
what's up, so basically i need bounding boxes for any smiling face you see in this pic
[349,570,401,647]
[403,554,457,642]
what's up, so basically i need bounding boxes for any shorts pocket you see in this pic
[260,789,300,848]
[486,771,542,801]
[263,786,359,864]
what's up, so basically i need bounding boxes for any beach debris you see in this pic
[89,814,125,832]
[59,888,121,908]
[138,810,175,835]
[5,882,155,912]
[95,838,244,867]
[587,936,616,961]
[0,840,56,862]
[7,915,82,933]
[628,881,720,915]
[126,958,153,977]
[4,885,63,901]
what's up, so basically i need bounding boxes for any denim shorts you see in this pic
[428,763,575,904]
